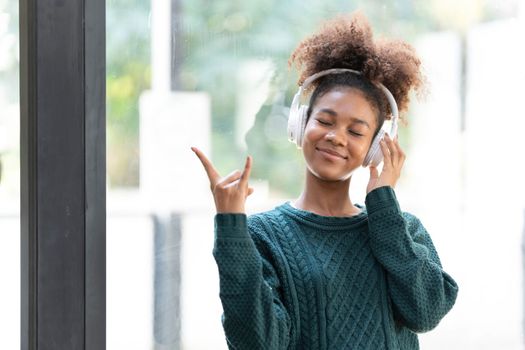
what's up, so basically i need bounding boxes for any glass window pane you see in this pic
[107,0,524,349]
[0,0,19,348]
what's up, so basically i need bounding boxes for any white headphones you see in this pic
[287,68,399,167]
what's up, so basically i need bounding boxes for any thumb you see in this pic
[247,187,255,197]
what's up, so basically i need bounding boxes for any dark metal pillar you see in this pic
[20,0,106,348]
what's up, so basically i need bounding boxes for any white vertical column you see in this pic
[151,0,171,92]
[235,60,274,150]
[139,90,211,211]
[142,0,212,211]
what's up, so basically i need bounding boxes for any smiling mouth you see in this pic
[316,147,348,159]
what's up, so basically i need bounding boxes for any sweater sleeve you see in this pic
[365,186,459,333]
[213,213,291,350]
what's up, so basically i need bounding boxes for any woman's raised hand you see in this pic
[191,147,254,214]
[366,134,406,194]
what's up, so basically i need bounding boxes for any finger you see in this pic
[390,138,405,177]
[384,134,398,167]
[369,165,379,180]
[380,139,391,168]
[217,169,242,188]
[191,147,220,185]
[397,141,406,169]
[239,156,252,186]
[394,138,406,163]
[247,187,255,196]
[399,155,406,170]
[395,137,405,154]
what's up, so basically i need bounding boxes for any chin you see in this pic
[307,165,355,182]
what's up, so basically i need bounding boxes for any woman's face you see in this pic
[302,88,378,181]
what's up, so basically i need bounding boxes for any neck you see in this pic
[293,169,360,217]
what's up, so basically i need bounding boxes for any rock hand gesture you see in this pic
[191,147,254,214]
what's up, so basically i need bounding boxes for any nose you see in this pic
[325,128,346,146]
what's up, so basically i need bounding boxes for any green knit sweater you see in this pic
[213,186,458,349]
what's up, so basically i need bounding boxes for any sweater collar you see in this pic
[276,201,368,230]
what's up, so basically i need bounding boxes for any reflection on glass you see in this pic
[0,0,19,348]
[107,0,525,348]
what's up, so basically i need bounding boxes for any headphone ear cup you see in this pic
[363,130,385,167]
[295,105,309,148]
[287,108,298,145]
[287,91,302,146]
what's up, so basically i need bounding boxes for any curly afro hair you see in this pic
[288,12,425,128]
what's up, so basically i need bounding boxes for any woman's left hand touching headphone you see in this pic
[366,133,406,194]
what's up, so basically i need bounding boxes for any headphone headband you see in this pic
[300,69,398,115]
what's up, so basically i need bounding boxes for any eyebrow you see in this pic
[317,108,371,129]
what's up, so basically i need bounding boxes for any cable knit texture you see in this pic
[213,186,458,349]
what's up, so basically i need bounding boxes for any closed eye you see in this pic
[316,119,331,126]
[348,130,363,137]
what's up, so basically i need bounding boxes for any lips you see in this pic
[316,147,348,159]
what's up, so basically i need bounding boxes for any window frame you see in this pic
[19,0,106,348]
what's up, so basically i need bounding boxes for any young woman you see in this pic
[192,12,458,350]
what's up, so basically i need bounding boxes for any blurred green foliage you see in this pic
[107,1,151,186]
